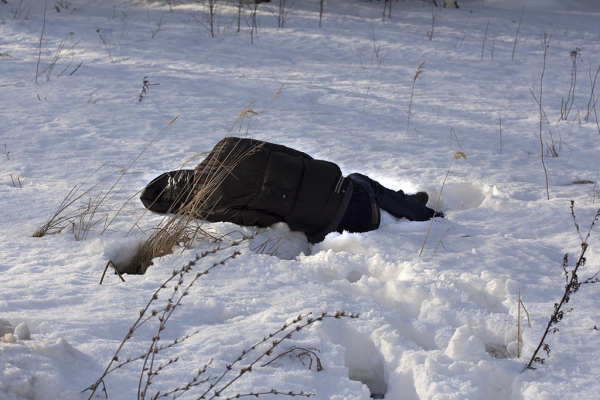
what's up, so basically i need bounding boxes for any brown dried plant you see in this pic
[419,151,466,257]
[406,61,425,134]
[120,86,286,275]
[85,250,358,400]
[525,202,600,369]
[33,117,178,239]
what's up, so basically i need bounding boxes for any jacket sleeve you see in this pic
[206,206,284,227]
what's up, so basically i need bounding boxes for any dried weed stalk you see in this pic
[262,346,323,371]
[96,28,114,62]
[454,10,472,49]
[559,48,580,122]
[10,173,22,188]
[251,236,286,257]
[35,0,47,83]
[419,151,466,257]
[121,136,263,274]
[318,0,324,28]
[517,288,531,358]
[139,76,159,102]
[481,20,489,61]
[33,117,178,239]
[407,61,425,134]
[32,164,110,237]
[538,34,550,200]
[581,58,600,134]
[511,5,524,61]
[449,127,463,151]
[33,32,81,82]
[122,87,285,274]
[427,3,440,41]
[276,0,296,28]
[525,202,600,369]
[86,251,357,400]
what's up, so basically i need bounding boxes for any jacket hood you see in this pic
[140,169,195,214]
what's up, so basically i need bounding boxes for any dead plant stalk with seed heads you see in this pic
[85,248,358,399]
[525,202,600,369]
[32,117,178,239]
[581,58,600,134]
[407,62,425,134]
[122,86,285,275]
[538,34,550,200]
[419,151,466,257]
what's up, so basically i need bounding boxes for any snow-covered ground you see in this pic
[1,0,600,399]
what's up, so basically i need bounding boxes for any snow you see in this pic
[1,0,600,399]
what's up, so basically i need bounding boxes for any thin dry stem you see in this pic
[512,5,524,61]
[538,34,550,200]
[35,0,47,84]
[525,204,600,369]
[407,62,425,134]
[419,151,466,257]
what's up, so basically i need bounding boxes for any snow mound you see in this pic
[1,335,93,400]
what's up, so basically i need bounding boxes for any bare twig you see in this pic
[427,3,439,41]
[528,89,551,125]
[454,10,472,49]
[147,12,164,39]
[499,113,503,154]
[35,0,47,84]
[538,34,550,200]
[525,203,600,369]
[593,173,599,204]
[450,127,463,150]
[101,116,178,235]
[86,249,243,399]
[96,29,114,62]
[261,346,323,371]
[481,20,489,61]
[434,227,455,253]
[581,58,600,134]
[512,4,524,61]
[559,48,580,122]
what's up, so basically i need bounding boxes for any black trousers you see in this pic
[337,173,436,234]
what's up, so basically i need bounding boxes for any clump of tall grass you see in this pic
[120,85,285,275]
[33,117,179,239]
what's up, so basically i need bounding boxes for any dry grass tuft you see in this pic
[9,173,22,188]
[33,116,178,239]
[120,88,285,275]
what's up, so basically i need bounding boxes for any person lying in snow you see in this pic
[140,137,443,243]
